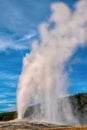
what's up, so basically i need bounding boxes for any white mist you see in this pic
[17,0,87,125]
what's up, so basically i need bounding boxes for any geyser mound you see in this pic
[16,0,87,125]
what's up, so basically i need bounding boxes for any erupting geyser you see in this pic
[17,0,87,125]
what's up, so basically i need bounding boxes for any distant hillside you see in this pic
[69,93,87,125]
[0,93,87,125]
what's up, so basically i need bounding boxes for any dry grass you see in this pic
[42,126,87,130]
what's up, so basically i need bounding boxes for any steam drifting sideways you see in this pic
[17,0,87,125]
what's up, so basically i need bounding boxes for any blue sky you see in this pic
[0,0,87,112]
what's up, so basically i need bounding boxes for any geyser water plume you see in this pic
[17,0,87,125]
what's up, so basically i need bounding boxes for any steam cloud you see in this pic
[17,0,87,125]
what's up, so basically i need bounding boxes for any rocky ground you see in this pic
[0,120,87,130]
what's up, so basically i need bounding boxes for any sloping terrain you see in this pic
[0,93,87,126]
[0,120,87,130]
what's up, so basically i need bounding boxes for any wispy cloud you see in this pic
[17,33,36,42]
[69,57,87,66]
[5,92,16,97]
[0,72,18,80]
[0,38,27,51]
[0,94,7,98]
[0,99,7,104]
[1,105,16,112]
[0,32,36,51]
